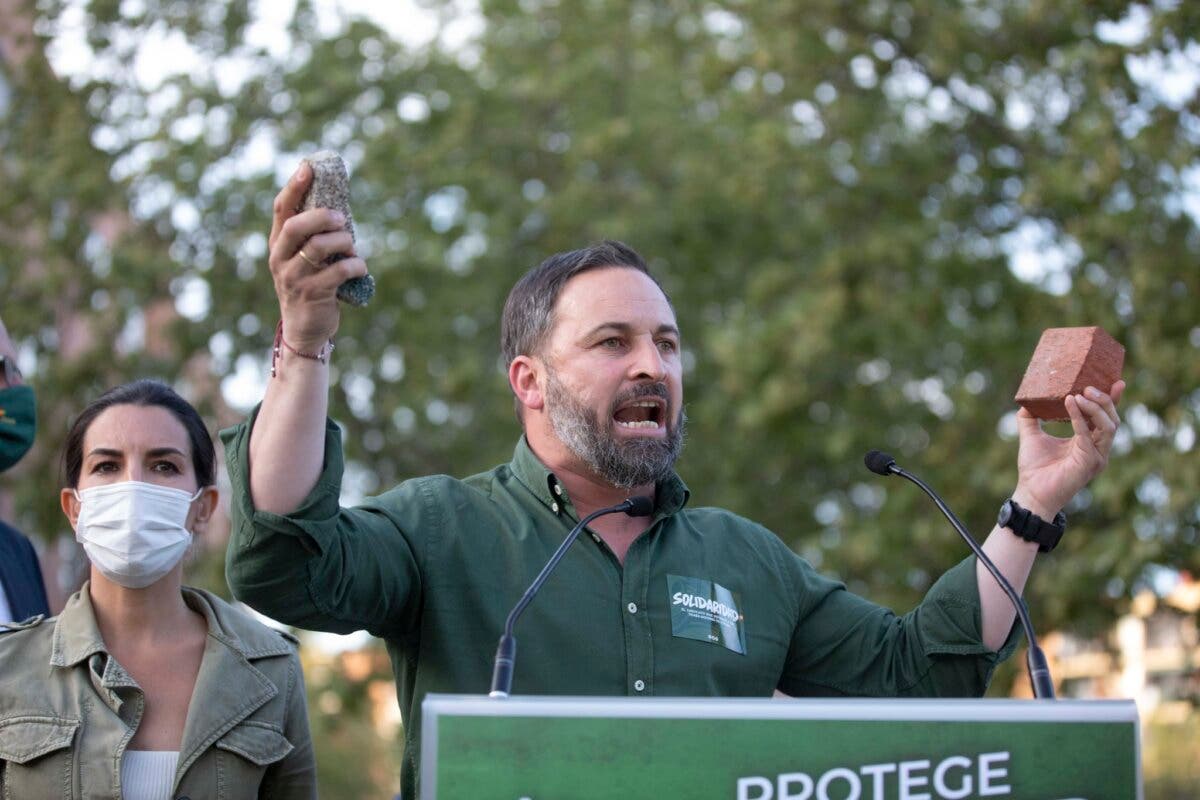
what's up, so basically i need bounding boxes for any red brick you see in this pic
[1014,327,1125,420]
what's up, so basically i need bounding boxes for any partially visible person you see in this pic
[0,313,49,624]
[0,380,316,799]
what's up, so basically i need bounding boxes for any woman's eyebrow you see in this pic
[87,447,186,457]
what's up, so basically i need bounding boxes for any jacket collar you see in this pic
[50,582,294,668]
[174,588,292,780]
[49,583,107,668]
[508,435,690,524]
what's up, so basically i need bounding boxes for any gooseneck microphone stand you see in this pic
[864,450,1056,699]
[489,495,655,698]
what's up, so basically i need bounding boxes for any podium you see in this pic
[421,695,1140,799]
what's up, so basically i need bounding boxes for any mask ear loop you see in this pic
[69,488,84,534]
[183,485,212,541]
[183,486,216,568]
[185,486,206,528]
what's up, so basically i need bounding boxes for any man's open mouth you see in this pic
[612,398,665,430]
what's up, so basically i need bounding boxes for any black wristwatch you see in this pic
[997,498,1066,553]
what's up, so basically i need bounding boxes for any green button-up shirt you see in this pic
[222,411,1017,799]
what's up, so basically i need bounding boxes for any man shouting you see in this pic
[224,163,1124,798]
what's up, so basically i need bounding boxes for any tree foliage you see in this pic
[3,0,1197,662]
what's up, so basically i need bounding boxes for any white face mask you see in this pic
[73,481,203,589]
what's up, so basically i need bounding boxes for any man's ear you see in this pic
[509,355,545,413]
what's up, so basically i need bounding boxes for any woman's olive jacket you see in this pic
[0,583,316,799]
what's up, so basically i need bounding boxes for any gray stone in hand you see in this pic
[300,150,375,307]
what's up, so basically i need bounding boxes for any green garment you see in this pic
[0,582,316,799]
[0,385,36,471]
[222,411,1019,799]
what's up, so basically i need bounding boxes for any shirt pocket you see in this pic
[0,716,79,799]
[213,720,293,797]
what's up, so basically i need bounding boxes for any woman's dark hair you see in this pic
[62,379,216,489]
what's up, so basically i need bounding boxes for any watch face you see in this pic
[997,501,1013,527]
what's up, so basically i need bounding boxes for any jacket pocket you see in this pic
[208,721,295,799]
[214,721,293,766]
[0,716,78,798]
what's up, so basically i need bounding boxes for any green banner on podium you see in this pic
[421,696,1140,799]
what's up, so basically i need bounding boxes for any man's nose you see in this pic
[628,337,667,381]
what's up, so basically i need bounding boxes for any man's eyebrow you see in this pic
[581,322,681,339]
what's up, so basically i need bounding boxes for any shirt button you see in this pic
[627,602,637,614]
[634,679,645,692]
[591,533,600,543]
[550,502,559,513]
[553,484,563,496]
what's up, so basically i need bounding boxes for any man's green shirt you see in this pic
[222,412,1018,798]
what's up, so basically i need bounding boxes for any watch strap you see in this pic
[1000,498,1065,553]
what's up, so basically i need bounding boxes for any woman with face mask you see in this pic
[0,380,316,799]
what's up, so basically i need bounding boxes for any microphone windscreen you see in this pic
[864,450,897,476]
[624,496,655,517]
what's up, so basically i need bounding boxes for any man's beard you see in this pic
[544,369,685,490]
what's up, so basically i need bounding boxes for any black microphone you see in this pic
[489,496,655,698]
[863,450,1056,700]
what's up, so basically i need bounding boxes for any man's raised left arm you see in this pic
[977,380,1126,651]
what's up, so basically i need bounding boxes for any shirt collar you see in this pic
[508,435,690,521]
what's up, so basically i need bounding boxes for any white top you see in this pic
[121,750,178,800]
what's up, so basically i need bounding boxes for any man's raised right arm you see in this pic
[249,163,367,513]
[223,164,428,637]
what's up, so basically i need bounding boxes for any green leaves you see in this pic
[2,0,1196,659]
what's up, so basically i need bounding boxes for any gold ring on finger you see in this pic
[298,248,319,268]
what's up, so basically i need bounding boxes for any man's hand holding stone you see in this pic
[268,163,368,352]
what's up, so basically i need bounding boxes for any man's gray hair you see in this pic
[500,240,668,366]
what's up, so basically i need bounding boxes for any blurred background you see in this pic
[0,0,1196,796]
